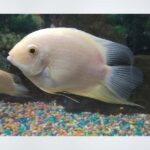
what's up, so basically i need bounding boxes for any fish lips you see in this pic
[7,55,12,62]
[7,55,15,65]
[7,55,20,69]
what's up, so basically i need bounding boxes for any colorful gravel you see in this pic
[0,99,149,136]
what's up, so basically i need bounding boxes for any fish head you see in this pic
[7,37,49,77]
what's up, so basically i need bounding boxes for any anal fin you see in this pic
[72,84,144,108]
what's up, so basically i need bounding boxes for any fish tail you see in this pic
[77,65,144,108]
[99,65,144,107]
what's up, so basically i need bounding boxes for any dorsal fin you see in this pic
[64,28,134,66]
[87,33,134,66]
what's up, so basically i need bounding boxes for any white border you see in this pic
[0,137,149,150]
[0,0,150,150]
[0,0,150,14]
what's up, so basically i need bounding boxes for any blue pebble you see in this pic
[20,118,27,123]
[26,126,30,130]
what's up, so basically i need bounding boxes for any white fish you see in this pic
[7,28,143,107]
[0,70,28,96]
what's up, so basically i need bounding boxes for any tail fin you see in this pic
[105,66,143,99]
[103,66,143,106]
[75,66,143,108]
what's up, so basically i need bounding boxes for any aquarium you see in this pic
[0,14,150,136]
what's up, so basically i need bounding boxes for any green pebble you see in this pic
[121,124,130,130]
[19,126,25,133]
[87,131,93,135]
[134,129,142,135]
[104,119,109,124]
[97,130,104,135]
[80,120,85,124]
[38,132,42,136]
[136,121,142,126]
[4,129,11,135]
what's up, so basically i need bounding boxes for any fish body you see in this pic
[0,70,28,96]
[7,28,143,107]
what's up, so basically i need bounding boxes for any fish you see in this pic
[0,70,28,96]
[7,27,143,107]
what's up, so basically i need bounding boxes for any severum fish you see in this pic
[7,28,143,107]
[0,70,28,96]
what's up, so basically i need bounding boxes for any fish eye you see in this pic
[28,45,38,56]
[29,48,36,54]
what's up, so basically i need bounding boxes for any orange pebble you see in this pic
[4,124,11,129]
[25,131,30,136]
[8,119,14,124]
[0,130,3,134]
[98,125,103,130]
[119,130,125,135]
[91,134,97,136]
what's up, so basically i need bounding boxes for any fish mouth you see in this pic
[7,54,35,77]
[7,55,27,75]
[7,55,12,62]
[7,55,17,67]
[7,55,13,63]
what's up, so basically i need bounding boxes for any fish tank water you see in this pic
[0,14,150,136]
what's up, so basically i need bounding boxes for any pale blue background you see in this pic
[0,0,149,14]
